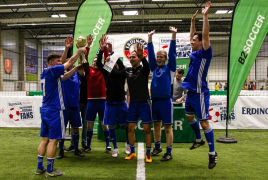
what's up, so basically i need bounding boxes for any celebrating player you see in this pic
[148,26,177,161]
[181,1,217,169]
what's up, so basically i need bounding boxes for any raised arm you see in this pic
[190,10,198,42]
[96,34,108,71]
[148,30,157,71]
[63,47,86,71]
[87,34,93,48]
[62,37,74,64]
[202,1,211,50]
[136,43,150,76]
[61,65,81,81]
[168,26,177,72]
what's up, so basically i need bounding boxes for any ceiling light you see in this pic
[199,19,232,21]
[215,10,228,14]
[59,14,67,17]
[7,22,74,26]
[0,4,27,7]
[123,11,138,15]
[108,0,130,2]
[149,20,182,22]
[51,14,59,18]
[228,10,233,14]
[46,2,68,5]
[152,0,186,1]
[111,21,133,23]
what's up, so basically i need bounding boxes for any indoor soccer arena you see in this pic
[0,0,267,179]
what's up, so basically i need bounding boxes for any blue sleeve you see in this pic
[167,40,177,72]
[201,46,213,60]
[50,65,64,78]
[148,42,157,71]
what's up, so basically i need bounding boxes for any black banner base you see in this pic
[217,137,237,143]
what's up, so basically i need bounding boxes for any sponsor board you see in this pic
[8,100,34,121]
[159,38,191,59]
[124,38,148,60]
[209,101,235,122]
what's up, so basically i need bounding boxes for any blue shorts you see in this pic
[103,102,128,126]
[152,98,173,125]
[64,107,82,128]
[185,91,210,121]
[86,101,105,122]
[40,108,65,139]
[127,100,152,124]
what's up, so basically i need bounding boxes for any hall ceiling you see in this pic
[0,0,236,39]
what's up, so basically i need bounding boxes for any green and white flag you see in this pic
[228,0,268,116]
[73,0,112,65]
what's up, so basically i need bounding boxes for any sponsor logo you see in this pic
[124,38,148,60]
[242,107,268,115]
[209,101,235,122]
[90,16,105,47]
[8,100,34,121]
[160,38,191,59]
[238,14,265,65]
[0,108,4,113]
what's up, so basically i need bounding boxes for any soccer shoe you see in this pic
[56,150,64,159]
[125,143,131,155]
[112,148,119,158]
[64,145,75,152]
[84,147,91,153]
[190,139,206,150]
[82,144,86,152]
[35,167,46,175]
[145,153,152,163]
[125,153,137,160]
[74,149,85,157]
[151,148,162,156]
[160,153,173,161]
[209,152,218,169]
[45,169,65,177]
[106,147,112,154]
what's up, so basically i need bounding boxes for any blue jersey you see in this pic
[40,65,65,111]
[63,72,80,107]
[182,46,213,93]
[148,40,176,99]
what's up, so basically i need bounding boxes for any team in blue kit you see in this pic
[36,1,217,177]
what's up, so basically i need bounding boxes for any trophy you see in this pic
[76,30,87,63]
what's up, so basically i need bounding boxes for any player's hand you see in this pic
[65,37,74,48]
[202,1,211,15]
[192,10,198,21]
[76,64,83,70]
[87,34,93,46]
[148,30,155,38]
[107,42,113,54]
[105,56,110,62]
[176,98,182,104]
[78,47,87,54]
[169,26,177,33]
[136,43,144,59]
[99,34,108,51]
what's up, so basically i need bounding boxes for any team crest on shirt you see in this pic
[124,38,148,60]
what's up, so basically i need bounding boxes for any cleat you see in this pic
[146,153,152,163]
[82,144,86,152]
[74,149,85,157]
[45,169,65,177]
[209,152,217,169]
[160,153,173,161]
[84,147,91,153]
[35,167,46,175]
[65,145,75,152]
[190,139,206,150]
[125,153,136,160]
[112,148,119,158]
[151,148,162,156]
[125,143,131,155]
[106,147,112,154]
[56,150,64,159]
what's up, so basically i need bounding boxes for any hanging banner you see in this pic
[228,0,268,115]
[5,59,11,74]
[73,0,112,65]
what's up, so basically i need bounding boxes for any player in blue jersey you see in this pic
[148,26,177,161]
[36,46,86,177]
[56,37,86,159]
[181,1,217,169]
